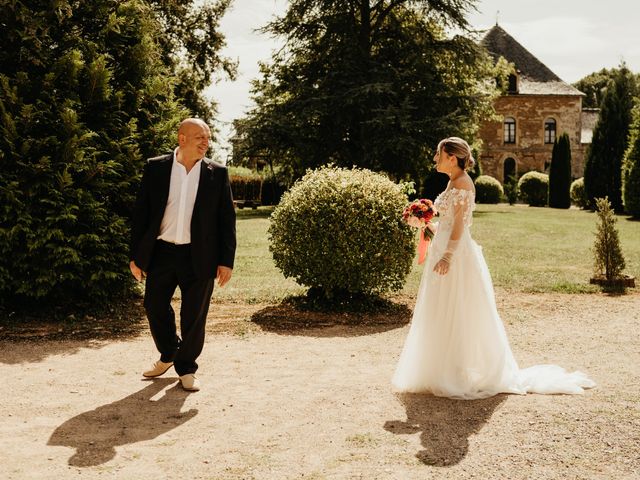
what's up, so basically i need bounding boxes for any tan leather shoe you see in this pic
[179,373,200,391]
[143,360,174,378]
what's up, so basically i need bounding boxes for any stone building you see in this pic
[478,25,594,182]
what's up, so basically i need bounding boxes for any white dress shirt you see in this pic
[157,148,202,245]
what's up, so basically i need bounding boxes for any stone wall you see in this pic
[478,95,585,182]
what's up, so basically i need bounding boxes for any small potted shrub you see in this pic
[590,197,635,290]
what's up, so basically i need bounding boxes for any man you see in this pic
[129,118,236,391]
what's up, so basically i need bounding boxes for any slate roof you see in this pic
[481,25,584,96]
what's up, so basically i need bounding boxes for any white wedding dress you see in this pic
[392,187,595,399]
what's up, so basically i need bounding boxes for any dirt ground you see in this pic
[1,288,639,480]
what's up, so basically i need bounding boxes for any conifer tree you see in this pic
[592,197,625,280]
[0,1,186,310]
[583,65,636,211]
[622,105,640,218]
[236,0,502,186]
[548,133,572,208]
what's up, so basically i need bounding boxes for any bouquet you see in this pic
[402,199,437,264]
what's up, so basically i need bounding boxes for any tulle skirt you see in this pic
[392,229,595,400]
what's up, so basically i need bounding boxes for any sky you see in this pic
[206,0,640,155]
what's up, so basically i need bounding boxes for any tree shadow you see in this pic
[0,300,147,364]
[250,300,411,338]
[384,393,506,466]
[0,340,108,366]
[472,209,514,217]
[47,378,197,467]
[235,206,275,220]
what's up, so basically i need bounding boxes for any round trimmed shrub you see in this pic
[474,175,503,204]
[570,177,589,209]
[518,171,549,206]
[268,166,415,298]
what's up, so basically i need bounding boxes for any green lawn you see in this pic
[470,204,640,293]
[216,204,640,303]
[215,208,304,303]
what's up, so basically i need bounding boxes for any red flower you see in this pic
[402,199,437,236]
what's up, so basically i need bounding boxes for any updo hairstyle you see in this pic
[438,137,475,171]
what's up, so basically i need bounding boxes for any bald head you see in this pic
[177,118,211,164]
[178,118,208,136]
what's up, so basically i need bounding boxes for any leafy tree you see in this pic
[234,0,501,188]
[0,0,188,311]
[573,68,616,109]
[147,0,237,123]
[548,133,572,208]
[583,64,637,212]
[622,105,640,218]
[573,67,640,108]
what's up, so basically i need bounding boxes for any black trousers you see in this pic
[143,240,215,376]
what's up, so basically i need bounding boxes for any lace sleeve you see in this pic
[441,189,473,264]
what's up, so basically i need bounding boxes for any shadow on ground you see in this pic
[235,206,274,220]
[384,393,507,466]
[48,378,197,467]
[250,299,411,337]
[0,300,147,364]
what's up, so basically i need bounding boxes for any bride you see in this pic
[392,137,595,399]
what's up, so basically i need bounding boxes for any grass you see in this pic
[215,204,640,304]
[215,207,303,304]
[470,204,640,293]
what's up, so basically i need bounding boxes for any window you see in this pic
[544,118,556,144]
[508,74,518,93]
[504,117,516,144]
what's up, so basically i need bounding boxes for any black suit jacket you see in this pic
[129,152,236,279]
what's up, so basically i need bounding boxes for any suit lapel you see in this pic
[157,155,173,214]
[193,160,215,217]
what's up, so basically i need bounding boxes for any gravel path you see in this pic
[1,289,638,479]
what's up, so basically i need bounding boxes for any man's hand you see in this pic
[130,260,145,282]
[216,266,233,287]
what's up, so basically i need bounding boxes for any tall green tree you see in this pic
[548,133,572,208]
[0,0,188,311]
[573,67,640,108]
[622,104,640,218]
[234,0,501,187]
[147,0,237,123]
[583,64,637,212]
